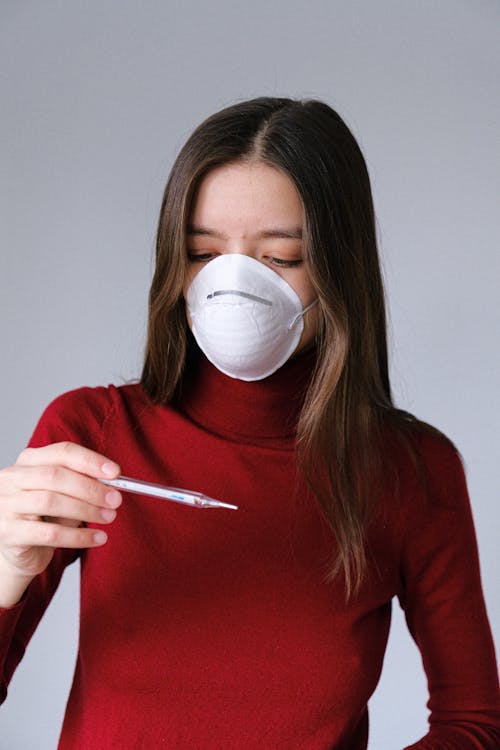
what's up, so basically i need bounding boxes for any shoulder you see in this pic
[40,382,151,419]
[377,420,478,585]
[28,382,151,451]
[408,422,465,501]
[397,427,473,558]
[381,416,469,518]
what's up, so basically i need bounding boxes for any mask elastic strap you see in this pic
[288,298,319,330]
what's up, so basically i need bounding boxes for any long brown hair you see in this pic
[142,97,446,595]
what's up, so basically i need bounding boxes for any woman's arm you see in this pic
[0,389,121,704]
[0,545,78,703]
[399,439,500,749]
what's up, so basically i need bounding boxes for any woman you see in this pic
[0,97,498,748]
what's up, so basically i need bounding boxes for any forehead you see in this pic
[190,162,304,232]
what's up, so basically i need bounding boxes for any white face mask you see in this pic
[186,254,317,381]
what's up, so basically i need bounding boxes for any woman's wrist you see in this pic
[0,558,35,609]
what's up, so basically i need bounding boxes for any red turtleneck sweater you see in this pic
[0,354,499,748]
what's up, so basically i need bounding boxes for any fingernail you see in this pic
[105,490,122,508]
[93,531,108,545]
[101,461,119,477]
[101,508,116,522]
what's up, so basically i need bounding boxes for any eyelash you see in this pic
[268,257,302,268]
[187,252,303,269]
[188,253,215,263]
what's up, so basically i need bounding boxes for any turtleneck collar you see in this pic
[178,348,317,447]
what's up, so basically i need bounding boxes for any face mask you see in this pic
[186,254,317,381]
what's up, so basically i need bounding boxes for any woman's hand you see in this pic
[0,442,122,607]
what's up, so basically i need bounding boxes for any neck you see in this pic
[179,348,316,447]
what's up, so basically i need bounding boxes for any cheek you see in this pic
[294,274,317,309]
[303,304,320,338]
[183,266,198,296]
[294,303,320,354]
[182,264,204,315]
[182,270,199,331]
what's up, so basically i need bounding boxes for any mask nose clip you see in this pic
[206,289,273,306]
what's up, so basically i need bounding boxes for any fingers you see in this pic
[4,463,122,513]
[0,517,108,550]
[16,442,120,480]
[0,444,119,592]
[0,443,123,554]
[7,489,118,526]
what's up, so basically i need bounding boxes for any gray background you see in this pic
[0,1,498,748]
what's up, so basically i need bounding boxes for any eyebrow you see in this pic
[187,224,303,240]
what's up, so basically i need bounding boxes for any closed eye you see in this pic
[268,257,303,268]
[187,252,303,268]
[187,252,218,263]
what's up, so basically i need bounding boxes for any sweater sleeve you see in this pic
[398,438,500,749]
[0,387,113,704]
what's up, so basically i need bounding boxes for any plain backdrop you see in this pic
[0,1,498,748]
